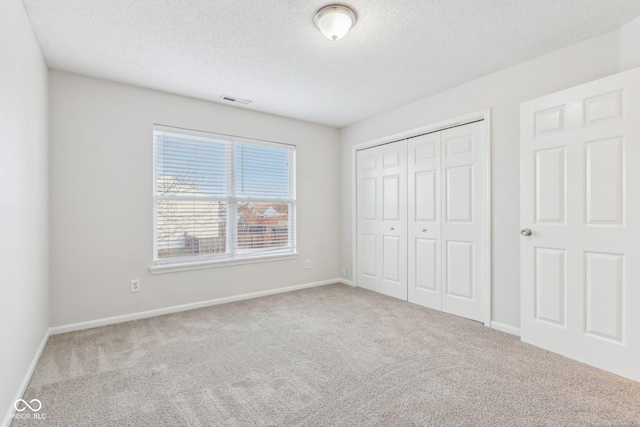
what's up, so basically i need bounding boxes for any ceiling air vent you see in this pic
[219,96,252,105]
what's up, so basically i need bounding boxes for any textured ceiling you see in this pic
[22,0,640,128]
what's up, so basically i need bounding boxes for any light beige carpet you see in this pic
[12,284,640,426]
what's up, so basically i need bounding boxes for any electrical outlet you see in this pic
[131,279,140,293]
[305,259,311,269]
[341,268,347,278]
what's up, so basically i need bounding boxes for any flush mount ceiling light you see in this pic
[314,5,357,41]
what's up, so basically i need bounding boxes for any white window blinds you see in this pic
[153,127,296,265]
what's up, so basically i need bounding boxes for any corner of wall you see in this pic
[619,15,640,72]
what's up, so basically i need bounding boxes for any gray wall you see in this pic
[0,0,50,424]
[619,15,640,72]
[49,71,341,327]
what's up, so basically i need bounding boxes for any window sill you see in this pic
[149,252,299,275]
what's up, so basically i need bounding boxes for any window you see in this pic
[153,127,296,267]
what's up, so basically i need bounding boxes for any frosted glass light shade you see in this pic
[314,5,357,41]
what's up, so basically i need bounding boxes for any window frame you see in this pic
[151,125,297,273]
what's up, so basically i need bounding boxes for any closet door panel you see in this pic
[415,238,438,292]
[357,142,407,301]
[408,133,442,309]
[415,171,437,221]
[445,240,474,299]
[383,175,401,221]
[379,142,408,300]
[441,122,486,322]
[445,165,473,223]
[357,148,381,292]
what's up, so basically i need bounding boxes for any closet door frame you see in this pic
[351,109,492,326]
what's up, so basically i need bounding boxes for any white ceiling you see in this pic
[22,0,640,128]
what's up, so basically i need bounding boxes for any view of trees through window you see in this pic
[153,130,295,263]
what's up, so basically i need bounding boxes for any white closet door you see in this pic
[408,133,442,309]
[357,121,487,320]
[521,67,640,382]
[440,122,486,322]
[357,147,381,293]
[356,141,408,300]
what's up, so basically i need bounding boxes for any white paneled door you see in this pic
[356,141,408,300]
[358,120,488,323]
[440,123,487,322]
[520,67,640,382]
[408,132,442,310]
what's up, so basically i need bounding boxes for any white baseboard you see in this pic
[2,329,49,427]
[338,278,354,287]
[50,278,341,335]
[490,321,521,337]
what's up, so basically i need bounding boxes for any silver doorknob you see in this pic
[520,228,532,236]
[422,229,427,232]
